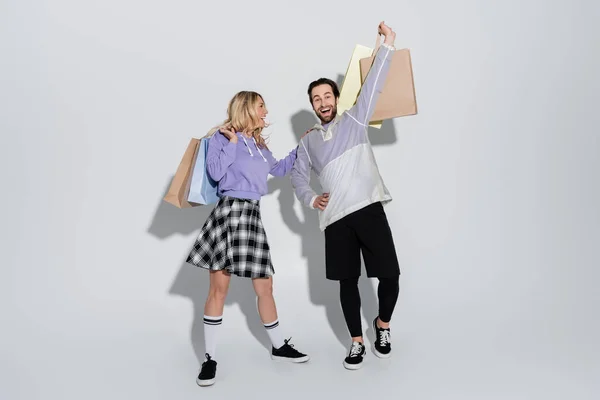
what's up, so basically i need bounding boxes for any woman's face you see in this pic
[255,97,268,127]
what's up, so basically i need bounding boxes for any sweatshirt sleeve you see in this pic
[347,43,395,127]
[205,131,237,182]
[290,139,318,209]
[267,147,298,177]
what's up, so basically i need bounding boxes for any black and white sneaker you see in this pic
[271,338,310,363]
[343,341,366,370]
[196,353,217,387]
[372,317,392,358]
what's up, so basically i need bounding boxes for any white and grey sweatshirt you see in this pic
[291,43,395,231]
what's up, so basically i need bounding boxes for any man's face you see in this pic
[310,84,338,124]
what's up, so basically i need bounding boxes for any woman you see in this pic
[186,91,309,387]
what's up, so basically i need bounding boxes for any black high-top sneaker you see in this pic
[196,353,217,387]
[343,341,366,370]
[372,317,392,358]
[271,338,310,362]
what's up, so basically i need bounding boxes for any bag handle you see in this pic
[372,34,382,56]
[362,34,382,74]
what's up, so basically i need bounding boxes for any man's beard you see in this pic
[317,104,337,124]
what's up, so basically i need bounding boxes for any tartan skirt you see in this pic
[186,196,274,278]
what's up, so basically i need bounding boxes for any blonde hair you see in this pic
[205,91,269,149]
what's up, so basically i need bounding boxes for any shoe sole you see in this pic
[196,378,215,387]
[343,360,363,370]
[372,318,392,359]
[372,347,391,359]
[271,355,310,363]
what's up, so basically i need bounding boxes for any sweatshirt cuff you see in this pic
[309,194,318,209]
[381,42,395,51]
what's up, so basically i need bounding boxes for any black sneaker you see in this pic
[343,341,366,370]
[196,353,217,387]
[372,317,392,358]
[271,338,310,363]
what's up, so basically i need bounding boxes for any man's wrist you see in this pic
[309,194,318,209]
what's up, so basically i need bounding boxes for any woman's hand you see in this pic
[220,125,238,143]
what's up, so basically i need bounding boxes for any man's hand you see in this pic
[378,21,396,46]
[313,193,330,210]
[220,125,238,144]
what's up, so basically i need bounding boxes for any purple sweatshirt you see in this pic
[206,131,297,201]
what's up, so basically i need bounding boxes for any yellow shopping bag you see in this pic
[338,44,383,129]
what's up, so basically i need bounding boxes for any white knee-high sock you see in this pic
[264,319,285,349]
[203,315,222,360]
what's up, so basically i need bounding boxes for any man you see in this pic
[290,21,401,370]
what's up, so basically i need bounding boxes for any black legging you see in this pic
[339,276,399,338]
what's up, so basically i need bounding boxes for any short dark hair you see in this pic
[307,78,340,105]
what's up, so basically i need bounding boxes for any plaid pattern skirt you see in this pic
[186,196,274,278]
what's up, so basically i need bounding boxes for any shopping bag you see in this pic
[163,138,201,208]
[187,137,219,205]
[359,35,418,122]
[338,44,383,129]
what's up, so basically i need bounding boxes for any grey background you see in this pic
[1,0,599,399]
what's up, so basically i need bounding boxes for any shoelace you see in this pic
[378,330,391,346]
[349,342,363,357]
[280,337,304,356]
[202,353,215,368]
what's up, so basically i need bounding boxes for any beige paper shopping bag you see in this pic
[359,35,418,122]
[338,44,383,129]
[163,138,201,208]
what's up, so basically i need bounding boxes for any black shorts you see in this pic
[324,202,400,281]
